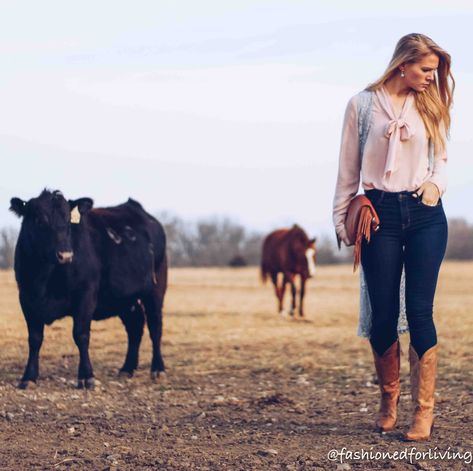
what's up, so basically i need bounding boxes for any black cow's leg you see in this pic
[143,291,165,380]
[119,302,145,377]
[19,318,44,389]
[72,296,95,389]
[144,253,167,381]
[299,276,306,317]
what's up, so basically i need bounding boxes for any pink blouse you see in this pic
[332,85,447,238]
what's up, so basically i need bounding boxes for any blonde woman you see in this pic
[333,33,454,441]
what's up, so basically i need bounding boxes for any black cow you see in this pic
[10,189,167,389]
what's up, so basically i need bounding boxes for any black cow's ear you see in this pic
[10,197,26,217]
[68,198,94,214]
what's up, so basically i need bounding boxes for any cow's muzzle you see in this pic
[57,251,74,264]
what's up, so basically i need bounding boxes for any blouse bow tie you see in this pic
[385,118,413,141]
[376,87,415,178]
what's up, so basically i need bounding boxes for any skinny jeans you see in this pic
[361,189,448,358]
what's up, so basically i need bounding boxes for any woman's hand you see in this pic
[337,226,352,247]
[416,182,441,206]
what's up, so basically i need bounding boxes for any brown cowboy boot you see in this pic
[405,344,438,441]
[371,339,401,431]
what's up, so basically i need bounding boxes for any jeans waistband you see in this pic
[364,189,419,200]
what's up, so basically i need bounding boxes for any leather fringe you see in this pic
[353,207,377,273]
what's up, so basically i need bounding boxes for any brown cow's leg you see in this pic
[286,273,296,316]
[280,274,289,315]
[299,275,306,317]
[271,273,282,314]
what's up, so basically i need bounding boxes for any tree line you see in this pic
[1,216,473,269]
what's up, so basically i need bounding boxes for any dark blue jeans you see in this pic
[361,189,448,358]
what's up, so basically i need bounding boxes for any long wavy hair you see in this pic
[367,33,455,154]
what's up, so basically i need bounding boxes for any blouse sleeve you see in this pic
[332,95,361,238]
[427,138,448,197]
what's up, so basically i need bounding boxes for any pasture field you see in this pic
[0,263,472,470]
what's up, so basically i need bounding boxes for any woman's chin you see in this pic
[415,85,429,93]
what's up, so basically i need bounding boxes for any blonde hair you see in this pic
[367,33,455,154]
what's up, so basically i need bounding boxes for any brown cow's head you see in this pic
[10,190,93,265]
[290,225,317,278]
[305,237,317,278]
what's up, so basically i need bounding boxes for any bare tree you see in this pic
[155,212,263,267]
[0,227,18,269]
[241,232,264,266]
[315,235,340,265]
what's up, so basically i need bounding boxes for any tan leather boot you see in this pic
[371,339,401,431]
[405,344,438,441]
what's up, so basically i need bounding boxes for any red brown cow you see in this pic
[261,224,316,317]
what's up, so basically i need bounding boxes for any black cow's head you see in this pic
[10,190,93,265]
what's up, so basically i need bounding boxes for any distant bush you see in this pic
[228,255,247,267]
[445,218,473,260]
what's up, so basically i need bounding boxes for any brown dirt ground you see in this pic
[0,263,472,470]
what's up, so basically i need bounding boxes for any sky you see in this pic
[1,0,472,238]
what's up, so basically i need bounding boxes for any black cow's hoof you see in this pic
[18,380,36,390]
[77,378,95,390]
[118,369,134,379]
[150,371,167,382]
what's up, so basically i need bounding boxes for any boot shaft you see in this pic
[405,344,438,441]
[409,344,438,410]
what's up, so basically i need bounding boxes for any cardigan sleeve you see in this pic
[332,95,362,239]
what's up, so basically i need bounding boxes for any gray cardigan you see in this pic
[356,90,409,338]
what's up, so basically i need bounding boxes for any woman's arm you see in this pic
[332,95,362,245]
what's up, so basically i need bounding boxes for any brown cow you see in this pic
[261,224,316,317]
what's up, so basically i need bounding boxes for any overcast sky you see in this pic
[1,0,472,237]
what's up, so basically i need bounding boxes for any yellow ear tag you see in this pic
[70,206,81,224]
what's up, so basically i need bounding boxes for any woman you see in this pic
[332,33,454,441]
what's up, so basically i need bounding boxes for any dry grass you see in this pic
[0,262,472,470]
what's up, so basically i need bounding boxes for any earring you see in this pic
[401,70,405,78]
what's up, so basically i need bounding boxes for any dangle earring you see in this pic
[400,70,405,78]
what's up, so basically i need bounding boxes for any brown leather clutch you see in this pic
[339,195,380,272]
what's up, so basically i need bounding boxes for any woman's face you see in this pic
[402,53,439,93]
